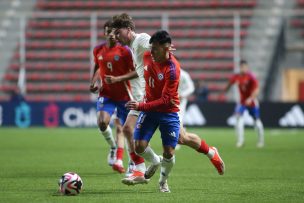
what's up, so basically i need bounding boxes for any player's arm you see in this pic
[104,46,137,84]
[245,79,259,105]
[104,70,138,84]
[90,63,100,93]
[127,70,179,111]
[223,74,237,93]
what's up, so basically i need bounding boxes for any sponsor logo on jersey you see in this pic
[114,55,120,61]
[98,55,103,60]
[158,73,164,80]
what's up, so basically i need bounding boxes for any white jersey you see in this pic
[129,33,151,102]
[178,69,195,118]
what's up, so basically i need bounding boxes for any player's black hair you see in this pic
[240,59,247,65]
[112,13,135,30]
[149,30,172,45]
[103,20,113,30]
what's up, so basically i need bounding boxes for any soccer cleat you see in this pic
[112,161,126,174]
[210,147,225,175]
[107,148,116,166]
[236,142,244,148]
[121,170,149,185]
[144,156,163,179]
[159,181,170,193]
[257,141,264,148]
[125,161,135,177]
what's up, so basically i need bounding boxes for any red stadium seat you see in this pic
[36,1,257,10]
[2,0,257,101]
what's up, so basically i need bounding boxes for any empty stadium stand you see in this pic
[1,0,258,101]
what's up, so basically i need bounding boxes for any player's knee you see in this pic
[122,124,133,137]
[98,121,108,131]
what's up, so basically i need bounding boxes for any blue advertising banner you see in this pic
[0,101,97,128]
[0,101,304,128]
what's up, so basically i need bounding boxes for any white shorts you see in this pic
[128,109,140,117]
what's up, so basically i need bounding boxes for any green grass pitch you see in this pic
[0,127,304,203]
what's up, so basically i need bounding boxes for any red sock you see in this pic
[130,152,145,165]
[196,140,209,154]
[116,147,124,161]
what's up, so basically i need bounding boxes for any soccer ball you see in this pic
[58,172,83,195]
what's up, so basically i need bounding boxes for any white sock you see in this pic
[135,163,146,174]
[159,156,175,183]
[137,146,160,165]
[255,119,264,143]
[116,159,123,166]
[207,147,215,159]
[235,116,244,144]
[100,125,116,149]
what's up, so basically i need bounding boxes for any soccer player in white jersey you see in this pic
[179,69,195,119]
[175,69,195,150]
[108,13,225,184]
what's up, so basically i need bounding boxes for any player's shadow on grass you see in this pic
[83,188,154,195]
[51,188,154,197]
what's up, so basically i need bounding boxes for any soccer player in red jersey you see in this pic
[110,13,225,181]
[224,60,264,148]
[90,20,135,173]
[125,30,181,192]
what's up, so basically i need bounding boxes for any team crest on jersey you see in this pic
[114,55,120,61]
[158,73,164,80]
[98,55,103,60]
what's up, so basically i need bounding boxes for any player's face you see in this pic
[114,28,130,45]
[104,26,116,44]
[151,42,168,63]
[240,63,249,74]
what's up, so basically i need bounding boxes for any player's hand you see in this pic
[104,75,120,84]
[245,98,252,106]
[125,100,139,110]
[89,84,99,94]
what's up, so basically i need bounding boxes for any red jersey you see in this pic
[229,72,258,106]
[138,52,180,113]
[93,43,134,101]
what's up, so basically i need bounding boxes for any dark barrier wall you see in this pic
[0,101,303,128]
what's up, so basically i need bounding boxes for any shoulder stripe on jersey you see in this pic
[95,42,106,49]
[169,60,177,80]
[123,45,133,56]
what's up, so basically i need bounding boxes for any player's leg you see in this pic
[112,118,126,173]
[122,112,158,185]
[158,113,180,193]
[124,139,135,177]
[96,97,116,166]
[249,106,264,148]
[235,104,245,148]
[175,97,188,150]
[178,126,225,175]
[122,111,146,176]
[112,102,133,174]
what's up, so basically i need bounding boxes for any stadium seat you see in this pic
[1,0,257,101]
